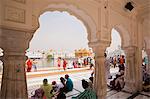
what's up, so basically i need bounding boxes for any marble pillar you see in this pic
[1,52,28,99]
[90,42,109,99]
[0,28,33,99]
[123,46,143,93]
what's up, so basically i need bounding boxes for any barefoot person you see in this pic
[57,57,61,70]
[63,59,67,71]
[26,59,32,72]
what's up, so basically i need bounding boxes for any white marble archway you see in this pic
[35,3,98,43]
[108,24,143,92]
[109,24,131,48]
[0,0,147,98]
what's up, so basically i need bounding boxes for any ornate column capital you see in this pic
[0,28,34,53]
[89,40,110,57]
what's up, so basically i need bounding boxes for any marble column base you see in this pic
[123,80,142,93]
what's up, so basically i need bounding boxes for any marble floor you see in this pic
[26,68,150,99]
[0,67,150,99]
[106,90,150,99]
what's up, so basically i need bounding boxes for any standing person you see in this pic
[32,59,37,72]
[73,60,77,68]
[26,59,32,72]
[40,79,53,99]
[78,58,82,68]
[113,57,117,68]
[63,59,67,71]
[119,55,124,65]
[118,55,125,72]
[90,58,95,69]
[117,55,120,64]
[57,57,61,70]
[64,74,73,92]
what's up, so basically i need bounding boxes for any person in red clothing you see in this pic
[57,57,61,70]
[119,55,125,72]
[73,61,77,68]
[120,55,125,65]
[63,59,67,71]
[26,59,32,72]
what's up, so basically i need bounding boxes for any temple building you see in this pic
[0,0,150,99]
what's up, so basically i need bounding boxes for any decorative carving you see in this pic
[12,0,25,4]
[101,28,109,40]
[5,6,25,23]
[32,15,39,29]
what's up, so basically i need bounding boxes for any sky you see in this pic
[29,11,121,52]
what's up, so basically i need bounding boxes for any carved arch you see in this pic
[109,24,131,48]
[35,3,97,43]
[144,37,150,49]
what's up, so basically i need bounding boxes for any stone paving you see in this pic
[27,67,91,98]
[26,67,150,99]
[0,67,150,99]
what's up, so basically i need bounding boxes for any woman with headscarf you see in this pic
[40,79,53,99]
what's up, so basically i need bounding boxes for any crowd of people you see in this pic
[105,53,150,92]
[25,56,95,72]
[57,57,95,71]
[28,52,150,99]
[104,53,126,91]
[26,59,37,72]
[31,74,97,99]
[142,59,150,92]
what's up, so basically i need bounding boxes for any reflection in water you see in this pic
[32,58,76,69]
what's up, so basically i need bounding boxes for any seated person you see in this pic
[143,71,150,92]
[51,77,66,95]
[51,81,64,94]
[31,88,44,99]
[110,70,125,91]
[88,76,93,89]
[51,81,59,94]
[65,74,73,92]
[72,79,97,99]
[60,77,67,91]
[56,88,66,99]
[40,78,53,99]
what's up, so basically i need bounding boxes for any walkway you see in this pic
[27,67,91,98]
[27,67,150,99]
[0,66,150,99]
